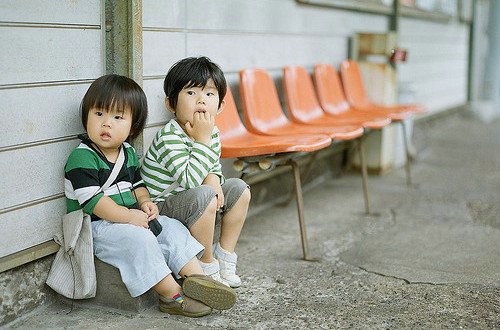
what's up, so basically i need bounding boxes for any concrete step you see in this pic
[62,258,157,312]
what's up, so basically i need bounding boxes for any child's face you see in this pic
[168,78,223,128]
[86,106,132,156]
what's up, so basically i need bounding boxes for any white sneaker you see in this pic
[217,257,242,288]
[213,243,242,288]
[200,259,230,287]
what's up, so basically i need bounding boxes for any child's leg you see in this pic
[178,257,204,276]
[153,274,182,298]
[156,275,213,317]
[156,213,224,283]
[214,178,250,288]
[156,215,206,275]
[156,216,236,311]
[189,197,217,263]
[158,186,218,263]
[219,178,251,252]
[91,220,173,297]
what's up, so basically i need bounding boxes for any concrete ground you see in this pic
[5,112,500,329]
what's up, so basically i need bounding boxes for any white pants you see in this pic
[91,215,204,297]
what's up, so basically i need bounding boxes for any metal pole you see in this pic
[358,138,371,214]
[104,0,144,155]
[288,160,314,261]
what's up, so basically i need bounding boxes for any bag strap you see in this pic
[96,145,125,195]
[152,181,179,202]
[139,151,179,202]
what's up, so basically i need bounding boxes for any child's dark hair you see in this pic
[81,74,148,140]
[164,56,227,109]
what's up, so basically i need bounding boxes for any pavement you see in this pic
[5,111,500,329]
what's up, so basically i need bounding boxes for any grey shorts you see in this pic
[157,178,249,230]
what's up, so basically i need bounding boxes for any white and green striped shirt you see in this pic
[141,119,224,201]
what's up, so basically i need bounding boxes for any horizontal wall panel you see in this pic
[144,31,349,77]
[142,0,185,29]
[413,79,467,112]
[398,60,468,82]
[0,83,90,148]
[0,198,65,258]
[0,140,78,210]
[185,0,386,36]
[143,125,163,151]
[0,0,101,25]
[424,97,466,115]
[412,78,467,98]
[401,43,468,60]
[185,33,347,73]
[143,78,170,125]
[143,31,185,77]
[398,16,469,114]
[400,18,469,37]
[0,27,102,85]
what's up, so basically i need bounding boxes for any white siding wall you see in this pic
[398,18,469,114]
[0,0,103,258]
[141,0,388,149]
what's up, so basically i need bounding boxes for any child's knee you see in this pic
[239,186,251,204]
[204,196,218,216]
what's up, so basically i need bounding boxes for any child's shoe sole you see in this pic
[159,302,211,318]
[182,274,237,310]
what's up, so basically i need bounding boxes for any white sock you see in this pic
[199,259,219,275]
[214,242,237,263]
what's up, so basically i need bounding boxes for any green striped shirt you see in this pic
[65,141,145,219]
[141,119,224,201]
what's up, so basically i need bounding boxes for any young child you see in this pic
[141,57,251,288]
[64,74,236,317]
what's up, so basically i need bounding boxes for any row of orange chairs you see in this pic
[216,59,425,260]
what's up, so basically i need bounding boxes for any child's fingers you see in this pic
[220,195,225,208]
[147,214,155,221]
[215,193,224,209]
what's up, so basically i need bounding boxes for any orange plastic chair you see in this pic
[239,68,364,141]
[339,59,425,118]
[217,87,331,260]
[217,87,331,158]
[282,65,392,214]
[340,59,425,185]
[283,65,391,130]
[313,63,392,129]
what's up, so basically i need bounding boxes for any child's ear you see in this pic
[165,97,175,114]
[216,100,225,115]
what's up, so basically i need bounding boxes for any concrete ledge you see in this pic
[63,258,157,312]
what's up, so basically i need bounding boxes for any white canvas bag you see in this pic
[46,146,125,299]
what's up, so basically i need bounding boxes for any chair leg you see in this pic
[288,159,313,261]
[401,120,412,185]
[357,138,371,214]
[278,152,318,207]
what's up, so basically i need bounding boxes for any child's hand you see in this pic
[126,209,150,228]
[185,111,214,145]
[141,201,159,220]
[213,183,224,210]
[203,174,224,210]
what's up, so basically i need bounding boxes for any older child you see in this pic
[141,57,251,288]
[64,74,235,317]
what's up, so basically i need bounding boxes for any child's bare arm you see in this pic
[93,195,149,228]
[133,186,159,220]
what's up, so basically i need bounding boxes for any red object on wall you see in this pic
[389,48,408,63]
